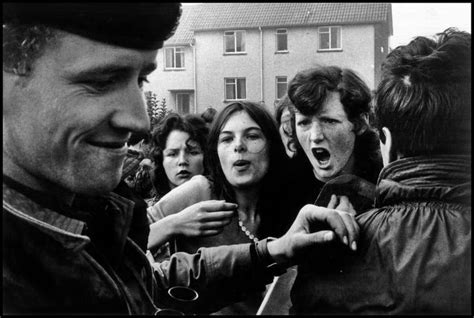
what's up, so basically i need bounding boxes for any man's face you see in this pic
[3,32,157,195]
[295,91,356,183]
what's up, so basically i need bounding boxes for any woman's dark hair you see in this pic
[275,95,297,153]
[206,101,290,236]
[200,107,217,125]
[287,66,382,183]
[150,112,209,197]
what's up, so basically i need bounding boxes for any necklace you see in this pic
[238,218,259,243]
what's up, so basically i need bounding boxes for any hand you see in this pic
[267,204,359,265]
[327,194,356,215]
[169,200,236,237]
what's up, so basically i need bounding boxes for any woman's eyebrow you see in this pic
[220,126,262,134]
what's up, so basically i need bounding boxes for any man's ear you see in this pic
[355,113,369,136]
[379,127,393,166]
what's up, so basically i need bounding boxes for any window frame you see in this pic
[275,28,288,53]
[317,26,342,51]
[275,76,288,100]
[224,77,247,101]
[224,30,246,54]
[164,46,185,70]
[176,93,191,114]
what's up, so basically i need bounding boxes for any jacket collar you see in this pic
[3,178,135,257]
[375,155,471,207]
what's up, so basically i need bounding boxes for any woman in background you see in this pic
[275,96,296,158]
[147,113,209,207]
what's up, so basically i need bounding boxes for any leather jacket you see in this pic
[291,155,471,314]
[3,177,273,314]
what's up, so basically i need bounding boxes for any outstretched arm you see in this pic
[151,204,359,313]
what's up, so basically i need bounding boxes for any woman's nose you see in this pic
[177,152,189,165]
[310,122,324,142]
[234,137,247,153]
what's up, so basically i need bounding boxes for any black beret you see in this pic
[3,3,182,50]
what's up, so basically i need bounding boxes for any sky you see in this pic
[390,3,471,48]
[182,3,471,49]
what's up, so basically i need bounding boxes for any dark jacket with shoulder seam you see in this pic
[291,155,471,315]
[2,178,272,314]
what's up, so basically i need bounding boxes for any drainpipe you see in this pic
[191,39,197,113]
[259,26,264,104]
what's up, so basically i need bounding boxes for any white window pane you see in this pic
[236,31,245,52]
[226,82,235,99]
[237,79,246,99]
[176,51,184,68]
[277,84,287,98]
[320,33,329,49]
[276,76,287,98]
[178,94,190,113]
[225,34,235,52]
[165,48,174,68]
[277,33,287,51]
[331,27,340,48]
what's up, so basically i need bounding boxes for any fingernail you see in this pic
[343,236,348,245]
[351,241,357,251]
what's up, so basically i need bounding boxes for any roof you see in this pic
[164,4,198,45]
[165,3,392,45]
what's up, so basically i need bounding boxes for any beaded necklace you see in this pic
[237,215,259,243]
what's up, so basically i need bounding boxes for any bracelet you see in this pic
[255,237,287,277]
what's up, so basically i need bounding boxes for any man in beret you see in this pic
[3,3,359,314]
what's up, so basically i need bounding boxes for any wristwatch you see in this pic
[255,237,288,276]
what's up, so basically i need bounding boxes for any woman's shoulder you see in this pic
[188,174,213,187]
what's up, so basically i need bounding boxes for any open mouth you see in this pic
[233,160,251,171]
[233,160,250,167]
[176,171,191,178]
[311,148,330,166]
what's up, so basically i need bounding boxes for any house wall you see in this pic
[193,24,376,114]
[263,24,376,114]
[145,45,195,113]
[147,24,383,115]
[194,29,263,112]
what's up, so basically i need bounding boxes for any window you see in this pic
[225,78,246,100]
[176,93,190,114]
[165,47,185,69]
[318,26,341,50]
[276,76,288,99]
[276,29,288,52]
[224,31,246,53]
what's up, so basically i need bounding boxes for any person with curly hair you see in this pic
[290,28,471,315]
[283,66,383,218]
[147,112,209,206]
